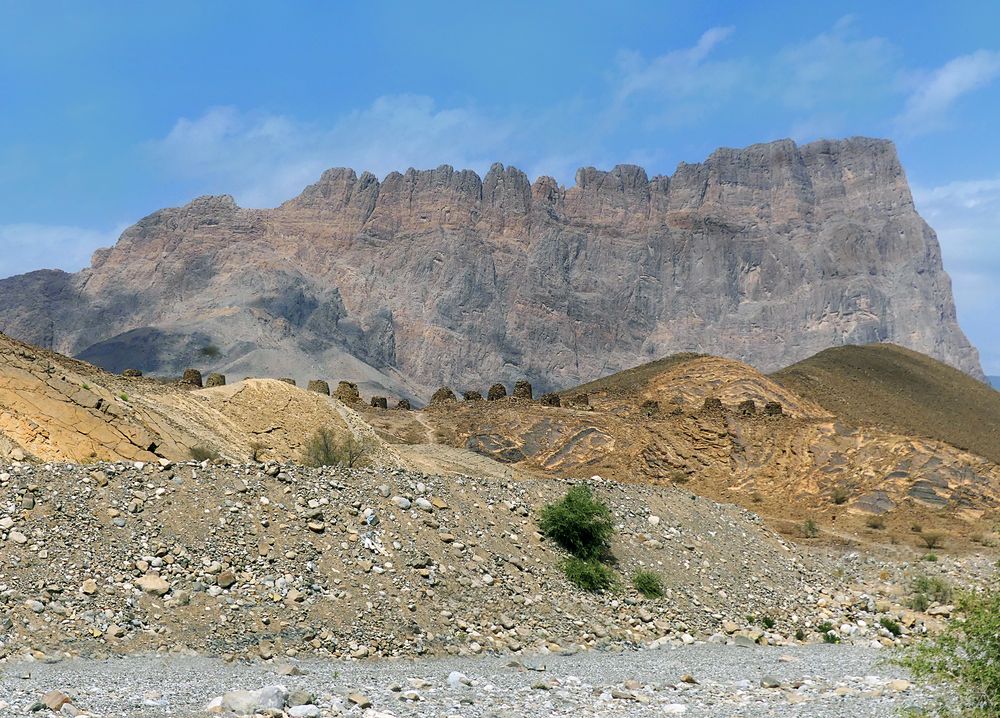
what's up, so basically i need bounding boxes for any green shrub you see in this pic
[302,429,368,468]
[923,553,939,562]
[539,486,614,560]
[563,558,616,592]
[896,586,1000,716]
[831,486,850,505]
[189,445,219,462]
[822,631,841,644]
[761,615,776,629]
[817,621,835,633]
[866,515,886,530]
[912,575,953,604]
[794,628,806,642]
[632,570,664,598]
[802,518,819,538]
[880,616,902,637]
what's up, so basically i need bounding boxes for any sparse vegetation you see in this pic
[761,615,776,629]
[896,584,1000,716]
[866,515,886,530]
[302,428,369,468]
[563,557,616,592]
[802,518,819,538]
[794,628,806,641]
[909,575,952,611]
[880,616,902,637]
[539,485,614,561]
[189,445,220,462]
[632,570,664,598]
[816,622,840,643]
[831,486,850,505]
[921,531,946,550]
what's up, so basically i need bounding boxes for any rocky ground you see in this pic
[1,644,930,717]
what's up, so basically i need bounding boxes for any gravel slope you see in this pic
[0,644,930,717]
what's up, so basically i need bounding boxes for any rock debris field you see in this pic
[0,459,956,715]
[1,644,930,717]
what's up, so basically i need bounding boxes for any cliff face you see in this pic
[0,137,983,399]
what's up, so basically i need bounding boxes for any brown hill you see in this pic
[0,138,983,403]
[772,343,1000,465]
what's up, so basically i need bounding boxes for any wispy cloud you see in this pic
[0,223,125,279]
[897,50,1000,135]
[150,96,519,207]
[913,178,1000,372]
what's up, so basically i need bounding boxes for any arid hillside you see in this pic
[773,343,1000,464]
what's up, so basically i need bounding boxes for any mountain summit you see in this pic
[0,137,982,399]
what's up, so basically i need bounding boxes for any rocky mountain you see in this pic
[0,137,982,400]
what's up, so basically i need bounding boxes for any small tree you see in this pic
[539,485,614,560]
[303,428,369,468]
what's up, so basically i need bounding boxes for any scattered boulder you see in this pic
[181,369,203,387]
[370,396,388,409]
[40,690,72,711]
[513,380,533,400]
[539,392,561,407]
[205,372,226,388]
[463,390,483,401]
[136,572,170,596]
[487,383,508,401]
[737,399,757,416]
[278,377,296,386]
[121,368,143,378]
[429,386,457,407]
[640,399,659,417]
[395,398,411,410]
[335,381,361,404]
[702,397,724,413]
[307,380,330,396]
[763,401,784,416]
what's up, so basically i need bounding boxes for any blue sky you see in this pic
[2,1,999,371]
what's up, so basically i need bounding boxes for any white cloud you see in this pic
[0,223,125,279]
[150,96,520,208]
[914,178,1000,373]
[897,50,1000,135]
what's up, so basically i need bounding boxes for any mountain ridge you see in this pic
[0,136,983,398]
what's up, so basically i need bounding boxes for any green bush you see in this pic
[921,531,946,550]
[632,570,664,598]
[912,575,953,605]
[563,558,616,592]
[802,518,819,538]
[831,486,850,505]
[761,615,776,629]
[880,616,902,637]
[896,586,1000,716]
[539,486,614,560]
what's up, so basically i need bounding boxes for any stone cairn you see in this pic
[763,401,784,416]
[205,373,226,388]
[702,397,724,413]
[307,380,331,396]
[737,399,757,416]
[640,399,659,417]
[539,392,561,407]
[121,368,143,378]
[395,398,412,410]
[487,383,507,401]
[335,381,361,404]
[512,380,533,400]
[370,396,388,409]
[463,390,483,401]
[181,369,203,388]
[429,386,457,407]
[278,377,296,386]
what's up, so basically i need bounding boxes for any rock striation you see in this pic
[0,137,982,399]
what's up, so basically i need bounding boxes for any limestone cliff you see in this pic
[0,137,983,399]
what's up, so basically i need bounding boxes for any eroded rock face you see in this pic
[0,138,982,400]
